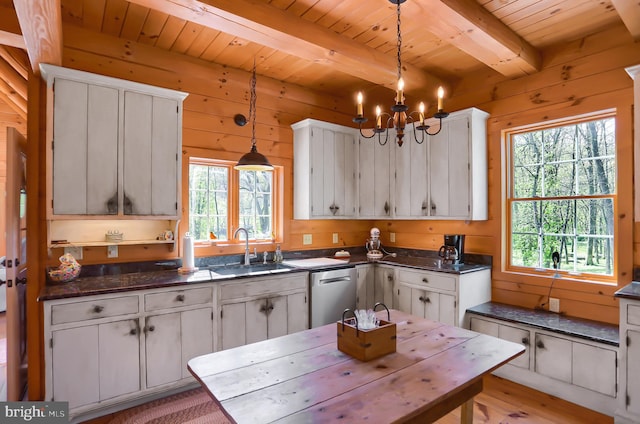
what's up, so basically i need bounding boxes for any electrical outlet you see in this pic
[390,232,396,243]
[303,234,313,245]
[64,246,83,260]
[549,297,560,313]
[332,233,339,244]
[107,245,118,258]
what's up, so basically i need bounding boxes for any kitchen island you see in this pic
[188,309,524,424]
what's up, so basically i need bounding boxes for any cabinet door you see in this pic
[123,92,179,216]
[419,290,440,322]
[358,138,375,217]
[429,115,470,218]
[221,303,247,350]
[286,292,309,334]
[396,283,412,315]
[53,79,119,215]
[373,266,395,308]
[267,296,288,339]
[572,341,616,396]
[246,298,269,344]
[359,137,391,218]
[534,333,572,383]
[310,127,326,217]
[394,130,428,218]
[334,131,357,217]
[144,313,182,388]
[470,317,499,336]
[356,265,374,310]
[439,293,456,326]
[99,319,141,400]
[498,324,531,369]
[627,329,640,415]
[52,326,99,408]
[181,308,214,378]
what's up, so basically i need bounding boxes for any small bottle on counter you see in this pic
[274,244,283,262]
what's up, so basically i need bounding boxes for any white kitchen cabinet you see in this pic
[428,107,488,220]
[41,64,187,218]
[469,317,531,370]
[392,126,429,218]
[142,286,214,388]
[394,267,490,327]
[468,312,618,416]
[617,298,640,423]
[356,264,374,310]
[358,132,392,218]
[396,284,455,325]
[219,274,308,350]
[43,284,213,420]
[372,265,396,308]
[292,119,357,219]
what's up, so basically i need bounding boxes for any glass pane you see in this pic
[575,199,614,237]
[513,165,542,198]
[513,132,542,166]
[511,201,540,234]
[238,170,273,240]
[541,200,574,235]
[544,162,575,197]
[189,164,229,241]
[511,234,539,268]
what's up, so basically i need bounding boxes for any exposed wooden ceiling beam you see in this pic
[0,56,26,100]
[0,30,25,49]
[0,76,27,119]
[414,0,541,77]
[610,0,640,40]
[13,0,63,74]
[0,46,29,80]
[127,0,445,93]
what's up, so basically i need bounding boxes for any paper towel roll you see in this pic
[182,232,195,270]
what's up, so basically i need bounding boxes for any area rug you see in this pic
[107,388,231,424]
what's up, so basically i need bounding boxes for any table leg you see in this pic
[460,397,474,424]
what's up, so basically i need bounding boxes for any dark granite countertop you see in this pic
[614,282,640,301]
[39,247,492,302]
[467,302,619,346]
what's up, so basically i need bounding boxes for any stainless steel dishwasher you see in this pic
[310,267,357,328]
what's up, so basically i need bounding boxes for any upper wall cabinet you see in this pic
[358,132,392,219]
[41,65,188,219]
[428,108,489,221]
[292,119,357,219]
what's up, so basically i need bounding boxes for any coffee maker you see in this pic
[439,234,465,264]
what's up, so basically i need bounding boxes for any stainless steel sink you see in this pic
[208,262,294,278]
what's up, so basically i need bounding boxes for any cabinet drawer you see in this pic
[144,286,213,311]
[51,296,139,325]
[628,304,640,326]
[220,275,307,301]
[396,269,456,292]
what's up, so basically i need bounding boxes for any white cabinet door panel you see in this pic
[246,299,269,345]
[439,293,455,326]
[535,333,572,383]
[499,324,530,369]
[145,313,181,388]
[447,116,471,217]
[470,317,499,337]
[286,292,309,334]
[151,96,180,216]
[268,296,288,339]
[52,326,99,408]
[358,139,375,217]
[99,319,140,400]
[181,308,214,378]
[123,91,153,215]
[221,303,246,350]
[627,329,640,415]
[572,341,616,396]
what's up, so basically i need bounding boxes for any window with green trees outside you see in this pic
[506,111,616,278]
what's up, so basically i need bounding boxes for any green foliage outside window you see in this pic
[508,116,615,276]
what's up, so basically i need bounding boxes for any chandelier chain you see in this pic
[250,61,257,147]
[396,2,402,82]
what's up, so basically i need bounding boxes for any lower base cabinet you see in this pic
[219,274,308,350]
[469,315,618,415]
[616,298,640,423]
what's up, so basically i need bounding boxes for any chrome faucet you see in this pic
[234,227,252,265]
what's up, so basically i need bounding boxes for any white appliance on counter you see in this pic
[283,258,356,328]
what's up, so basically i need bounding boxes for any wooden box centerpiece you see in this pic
[337,304,396,361]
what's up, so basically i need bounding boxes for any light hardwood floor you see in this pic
[84,374,613,424]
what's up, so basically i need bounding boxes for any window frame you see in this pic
[187,155,283,250]
[503,110,617,284]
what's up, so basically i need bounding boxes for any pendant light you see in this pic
[235,62,274,171]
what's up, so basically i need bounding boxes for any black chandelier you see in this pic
[353,0,449,147]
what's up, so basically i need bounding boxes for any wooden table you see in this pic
[188,310,524,423]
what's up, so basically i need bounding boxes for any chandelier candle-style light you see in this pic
[353,0,449,147]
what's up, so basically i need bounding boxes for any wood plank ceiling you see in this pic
[0,0,637,119]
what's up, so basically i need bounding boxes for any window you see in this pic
[505,112,616,278]
[189,159,275,242]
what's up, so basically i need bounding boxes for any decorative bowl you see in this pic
[48,265,81,283]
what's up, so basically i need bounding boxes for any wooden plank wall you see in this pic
[48,23,639,326]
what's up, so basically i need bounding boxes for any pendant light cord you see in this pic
[396,2,402,82]
[250,61,257,149]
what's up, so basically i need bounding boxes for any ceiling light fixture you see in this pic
[235,62,274,171]
[353,0,449,147]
